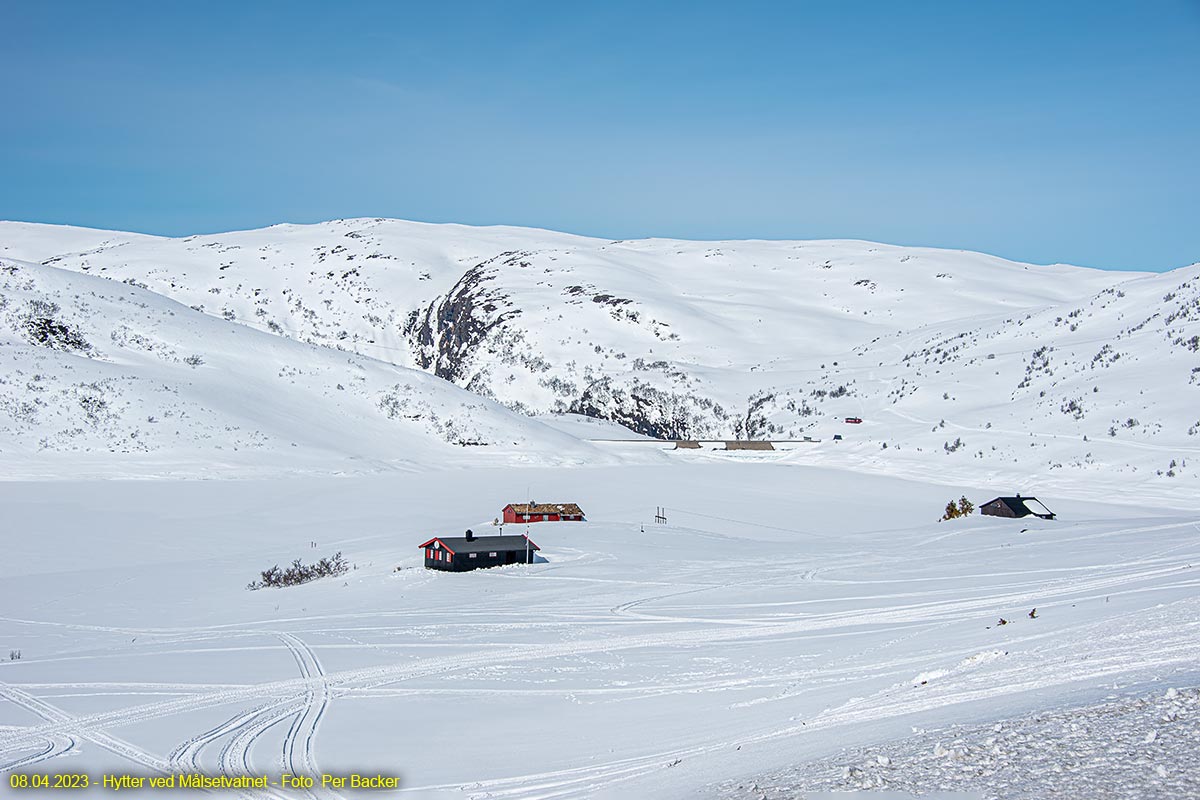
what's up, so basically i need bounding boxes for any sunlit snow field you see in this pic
[3,459,1198,798]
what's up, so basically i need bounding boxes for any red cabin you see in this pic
[502,502,585,524]
[844,417,863,424]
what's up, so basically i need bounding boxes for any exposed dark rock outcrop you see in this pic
[404,254,523,382]
[568,376,728,440]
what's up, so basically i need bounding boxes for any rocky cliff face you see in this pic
[405,253,524,385]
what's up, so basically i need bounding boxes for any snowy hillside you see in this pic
[0,255,604,477]
[1,218,1197,497]
[3,466,1198,798]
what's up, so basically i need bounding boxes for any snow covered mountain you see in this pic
[0,254,602,477]
[2,218,1197,493]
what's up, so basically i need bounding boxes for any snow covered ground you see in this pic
[713,685,1200,799]
[2,463,1198,798]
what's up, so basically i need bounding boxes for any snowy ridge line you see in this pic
[7,217,1200,499]
[3,551,1197,760]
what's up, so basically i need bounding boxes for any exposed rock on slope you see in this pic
[2,218,1197,490]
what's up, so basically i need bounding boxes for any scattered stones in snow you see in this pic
[712,686,1200,799]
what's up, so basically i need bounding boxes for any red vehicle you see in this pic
[844,417,863,424]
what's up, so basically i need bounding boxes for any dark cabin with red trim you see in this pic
[419,529,540,572]
[502,502,585,524]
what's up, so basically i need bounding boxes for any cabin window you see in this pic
[469,553,477,559]
[489,552,498,557]
[427,548,433,559]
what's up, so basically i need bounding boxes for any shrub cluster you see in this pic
[23,300,91,353]
[247,552,348,590]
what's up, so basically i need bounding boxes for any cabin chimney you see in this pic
[465,529,475,542]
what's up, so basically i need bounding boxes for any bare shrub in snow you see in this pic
[1060,397,1085,419]
[247,552,348,589]
[75,386,112,427]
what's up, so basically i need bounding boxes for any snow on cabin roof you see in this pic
[1020,498,1053,517]
[505,502,584,515]
[987,496,1055,517]
[418,535,540,554]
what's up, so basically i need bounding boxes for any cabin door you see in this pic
[505,551,517,565]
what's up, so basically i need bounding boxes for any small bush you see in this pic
[247,552,348,590]
[941,496,975,521]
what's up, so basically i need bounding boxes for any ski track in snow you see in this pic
[3,524,1200,799]
[276,632,333,799]
[0,682,166,775]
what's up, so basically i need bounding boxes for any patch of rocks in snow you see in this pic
[716,686,1199,799]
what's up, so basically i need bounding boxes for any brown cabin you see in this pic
[723,440,775,450]
[980,495,1056,520]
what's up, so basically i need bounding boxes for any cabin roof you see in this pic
[986,496,1054,517]
[504,502,584,515]
[418,535,540,554]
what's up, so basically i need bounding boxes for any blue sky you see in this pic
[3,1,1198,270]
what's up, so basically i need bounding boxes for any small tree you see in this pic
[940,496,974,521]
